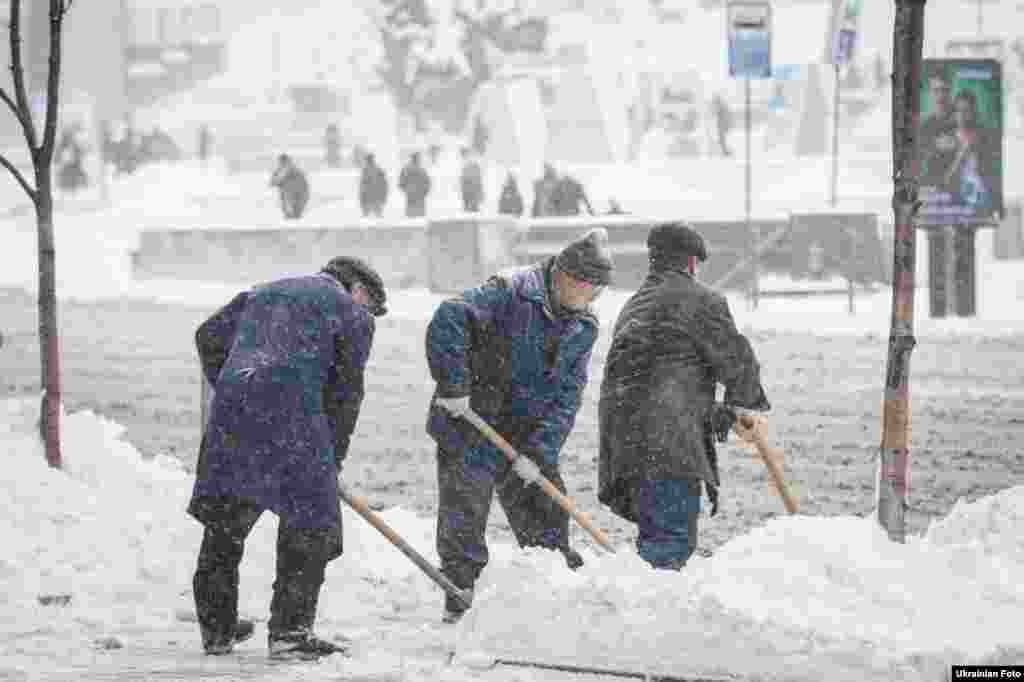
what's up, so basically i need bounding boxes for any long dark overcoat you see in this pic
[189,273,373,529]
[598,264,769,523]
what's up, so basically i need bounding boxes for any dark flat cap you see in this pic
[321,256,389,316]
[647,221,707,262]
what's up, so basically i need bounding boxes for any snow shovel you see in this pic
[337,482,472,611]
[734,416,799,514]
[462,409,616,553]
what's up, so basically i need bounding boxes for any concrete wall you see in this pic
[426,217,523,294]
[132,216,524,293]
[131,212,887,295]
[133,222,429,288]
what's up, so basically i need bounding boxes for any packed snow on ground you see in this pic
[1,397,1023,680]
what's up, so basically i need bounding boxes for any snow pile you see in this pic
[0,398,445,642]
[0,399,199,626]
[922,485,1024,566]
[459,505,1024,674]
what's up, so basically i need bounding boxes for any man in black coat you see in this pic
[598,222,770,570]
[190,257,387,660]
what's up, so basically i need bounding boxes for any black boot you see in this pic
[267,528,344,660]
[268,630,348,661]
[201,618,256,655]
[442,587,474,625]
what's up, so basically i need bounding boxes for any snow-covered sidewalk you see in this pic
[3,397,1022,681]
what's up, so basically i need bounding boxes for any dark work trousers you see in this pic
[627,478,702,570]
[191,496,343,648]
[436,439,572,592]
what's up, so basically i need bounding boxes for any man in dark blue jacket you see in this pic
[189,257,387,660]
[425,228,614,624]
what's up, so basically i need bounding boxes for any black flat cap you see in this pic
[647,221,707,262]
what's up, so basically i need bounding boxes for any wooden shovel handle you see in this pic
[463,410,616,553]
[338,484,472,609]
[738,417,800,514]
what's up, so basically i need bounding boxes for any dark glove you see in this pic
[706,483,720,517]
[710,403,737,444]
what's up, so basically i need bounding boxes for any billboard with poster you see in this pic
[918,59,1003,227]
[727,1,771,79]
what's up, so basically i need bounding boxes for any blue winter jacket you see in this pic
[189,273,374,529]
[425,258,598,471]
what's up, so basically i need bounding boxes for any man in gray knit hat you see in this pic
[598,221,770,570]
[425,228,613,623]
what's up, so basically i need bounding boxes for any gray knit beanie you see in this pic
[554,227,614,286]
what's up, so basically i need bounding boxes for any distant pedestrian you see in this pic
[498,172,524,217]
[531,163,559,217]
[359,153,389,217]
[324,124,342,169]
[56,125,88,193]
[712,94,733,157]
[198,124,213,164]
[550,173,593,216]
[398,152,431,218]
[270,154,311,220]
[459,147,484,213]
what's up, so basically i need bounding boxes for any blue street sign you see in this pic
[727,1,772,79]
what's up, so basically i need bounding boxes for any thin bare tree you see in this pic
[0,0,75,469]
[877,0,926,543]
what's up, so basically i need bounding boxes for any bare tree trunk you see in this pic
[876,0,926,543]
[34,0,66,468]
[35,173,62,468]
[0,0,71,468]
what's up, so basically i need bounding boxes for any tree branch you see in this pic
[9,0,40,153]
[0,85,21,121]
[0,151,37,200]
[39,0,64,162]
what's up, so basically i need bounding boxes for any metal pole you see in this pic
[976,0,983,37]
[746,77,757,308]
[831,62,841,207]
